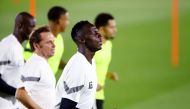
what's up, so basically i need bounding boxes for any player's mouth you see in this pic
[97,41,102,48]
[51,49,55,53]
[99,42,102,46]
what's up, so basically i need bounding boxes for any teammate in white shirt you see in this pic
[0,12,35,107]
[56,21,102,109]
[16,26,56,109]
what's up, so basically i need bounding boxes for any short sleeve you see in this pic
[18,65,41,91]
[57,62,85,103]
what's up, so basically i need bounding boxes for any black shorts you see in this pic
[96,99,104,109]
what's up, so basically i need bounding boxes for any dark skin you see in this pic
[13,13,36,44]
[0,12,35,95]
[77,26,102,64]
[60,24,102,109]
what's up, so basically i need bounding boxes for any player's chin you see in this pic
[106,36,115,40]
[48,54,54,58]
[49,51,55,57]
[95,46,102,51]
[97,42,102,50]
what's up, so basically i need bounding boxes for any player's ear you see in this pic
[75,34,85,44]
[18,23,24,32]
[78,37,85,44]
[33,43,40,51]
[99,27,104,33]
[18,23,22,28]
[57,17,64,24]
[55,19,60,24]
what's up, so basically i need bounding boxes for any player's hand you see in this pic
[34,106,42,109]
[96,84,104,91]
[107,72,119,81]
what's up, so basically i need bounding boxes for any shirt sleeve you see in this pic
[18,65,41,92]
[57,63,85,103]
[0,74,16,95]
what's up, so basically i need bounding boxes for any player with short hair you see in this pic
[24,6,69,75]
[56,21,102,109]
[0,12,35,108]
[94,13,119,109]
[16,26,56,109]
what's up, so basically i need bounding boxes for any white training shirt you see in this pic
[56,52,97,109]
[18,53,56,109]
[0,34,24,90]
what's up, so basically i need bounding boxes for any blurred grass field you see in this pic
[0,0,190,109]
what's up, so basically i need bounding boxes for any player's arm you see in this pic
[0,74,16,95]
[107,72,119,81]
[59,63,85,109]
[60,98,77,109]
[59,59,66,69]
[96,83,104,91]
[16,87,42,109]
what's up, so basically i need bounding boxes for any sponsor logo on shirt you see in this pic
[89,81,93,89]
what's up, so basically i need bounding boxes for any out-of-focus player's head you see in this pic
[95,13,117,40]
[48,6,69,33]
[14,12,36,42]
[71,21,102,52]
[29,26,55,59]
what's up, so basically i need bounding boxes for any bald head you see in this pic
[14,12,36,43]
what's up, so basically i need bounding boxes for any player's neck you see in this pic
[13,31,24,44]
[101,36,107,44]
[78,47,94,64]
[34,51,48,61]
[49,22,59,37]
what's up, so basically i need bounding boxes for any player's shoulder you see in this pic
[6,34,23,52]
[0,35,22,57]
[63,52,87,74]
[69,52,87,65]
[57,34,63,39]
[0,34,14,48]
[106,40,112,48]
[27,54,46,67]
[56,34,64,42]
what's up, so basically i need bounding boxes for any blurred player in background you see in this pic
[94,13,119,109]
[56,21,102,109]
[0,12,35,108]
[16,26,56,109]
[24,6,69,75]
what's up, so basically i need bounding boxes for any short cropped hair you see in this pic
[29,26,50,51]
[95,13,114,29]
[48,6,67,22]
[71,20,94,43]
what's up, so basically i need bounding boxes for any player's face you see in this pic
[22,18,36,40]
[103,19,117,40]
[38,32,55,59]
[85,26,102,52]
[58,12,69,32]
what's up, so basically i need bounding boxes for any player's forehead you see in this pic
[29,18,36,26]
[40,32,54,41]
[23,17,36,28]
[60,12,69,19]
[89,26,98,34]
[107,19,116,26]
